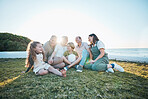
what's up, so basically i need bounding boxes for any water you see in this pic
[0,48,148,63]
[106,48,148,63]
[0,51,27,58]
[106,48,148,57]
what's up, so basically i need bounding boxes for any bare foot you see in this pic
[60,69,66,77]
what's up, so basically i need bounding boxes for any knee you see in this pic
[61,62,65,67]
[62,56,65,60]
[82,49,88,54]
[82,49,87,52]
[84,64,92,69]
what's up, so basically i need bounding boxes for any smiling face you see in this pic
[88,36,93,44]
[67,42,75,51]
[67,44,72,51]
[75,36,82,44]
[35,43,43,53]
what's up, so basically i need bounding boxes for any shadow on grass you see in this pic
[0,68,148,99]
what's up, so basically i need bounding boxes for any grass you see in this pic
[0,58,148,99]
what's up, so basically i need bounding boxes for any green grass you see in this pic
[0,59,148,99]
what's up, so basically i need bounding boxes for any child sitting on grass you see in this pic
[23,41,66,77]
[63,42,82,71]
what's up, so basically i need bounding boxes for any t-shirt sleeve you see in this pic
[54,44,59,52]
[64,51,68,57]
[84,42,89,49]
[73,51,78,56]
[97,41,105,49]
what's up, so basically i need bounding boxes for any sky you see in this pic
[0,0,148,49]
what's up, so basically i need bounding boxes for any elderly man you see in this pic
[75,36,92,72]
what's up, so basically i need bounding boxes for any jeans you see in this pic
[79,49,89,66]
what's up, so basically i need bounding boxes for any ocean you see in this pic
[106,48,148,63]
[0,48,148,63]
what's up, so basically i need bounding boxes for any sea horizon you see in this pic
[0,48,148,63]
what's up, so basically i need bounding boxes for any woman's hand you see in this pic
[90,60,95,64]
[48,58,53,64]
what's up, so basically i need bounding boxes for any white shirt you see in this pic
[33,54,51,73]
[54,44,67,57]
[94,40,105,49]
[75,42,89,55]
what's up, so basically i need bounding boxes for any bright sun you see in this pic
[16,9,114,48]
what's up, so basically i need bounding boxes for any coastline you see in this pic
[0,48,148,63]
[108,55,148,63]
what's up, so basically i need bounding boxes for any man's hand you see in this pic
[48,59,53,64]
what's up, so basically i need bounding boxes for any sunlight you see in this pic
[57,36,62,44]
[16,9,117,48]
[0,75,20,87]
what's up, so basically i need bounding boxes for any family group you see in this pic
[24,33,124,77]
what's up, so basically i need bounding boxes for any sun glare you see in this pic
[16,9,116,48]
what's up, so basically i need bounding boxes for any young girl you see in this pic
[24,41,66,77]
[63,42,82,71]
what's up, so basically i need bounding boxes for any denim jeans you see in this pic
[79,49,89,66]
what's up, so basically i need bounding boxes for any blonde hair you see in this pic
[67,42,75,50]
[62,36,68,40]
[62,36,68,42]
[25,41,45,67]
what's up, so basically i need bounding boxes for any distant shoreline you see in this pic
[0,48,148,63]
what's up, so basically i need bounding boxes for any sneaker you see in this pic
[64,66,69,71]
[106,68,114,73]
[76,65,83,72]
[113,63,124,72]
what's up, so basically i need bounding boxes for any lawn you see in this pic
[0,58,148,99]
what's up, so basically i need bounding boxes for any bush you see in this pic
[0,33,31,51]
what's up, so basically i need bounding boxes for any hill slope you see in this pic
[0,33,31,51]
